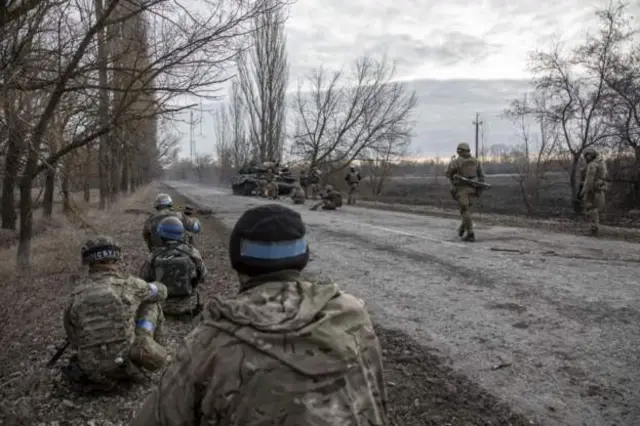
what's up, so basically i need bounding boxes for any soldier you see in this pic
[299,168,309,198]
[308,167,321,199]
[445,142,485,242]
[143,193,190,251]
[310,184,343,211]
[139,216,207,319]
[131,204,389,425]
[290,183,306,204]
[182,205,201,245]
[62,236,169,390]
[345,166,362,205]
[579,147,608,236]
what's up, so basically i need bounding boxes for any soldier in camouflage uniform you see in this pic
[139,216,207,318]
[290,183,306,204]
[308,167,321,199]
[63,236,169,389]
[579,147,608,236]
[445,142,485,242]
[132,204,389,425]
[345,166,362,205]
[143,193,190,251]
[310,184,343,211]
[182,205,201,245]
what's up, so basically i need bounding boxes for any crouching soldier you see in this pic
[139,216,208,319]
[290,184,306,204]
[62,236,169,391]
[143,193,190,251]
[310,184,343,211]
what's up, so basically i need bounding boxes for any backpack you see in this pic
[72,280,131,372]
[152,246,197,298]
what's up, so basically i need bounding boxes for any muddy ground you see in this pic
[0,184,535,425]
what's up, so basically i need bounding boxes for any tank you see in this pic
[231,165,297,196]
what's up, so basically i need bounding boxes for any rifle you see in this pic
[46,339,70,367]
[456,176,492,189]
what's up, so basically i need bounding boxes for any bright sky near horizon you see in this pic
[175,0,640,159]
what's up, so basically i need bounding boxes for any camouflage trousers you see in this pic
[454,186,475,233]
[161,291,202,318]
[584,191,605,230]
[66,303,167,388]
[347,183,359,205]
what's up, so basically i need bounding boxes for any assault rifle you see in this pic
[456,176,492,189]
[46,339,70,367]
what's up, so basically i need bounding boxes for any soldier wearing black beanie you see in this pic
[229,204,310,290]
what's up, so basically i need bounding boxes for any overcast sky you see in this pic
[175,0,635,160]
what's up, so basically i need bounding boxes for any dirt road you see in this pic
[167,181,640,426]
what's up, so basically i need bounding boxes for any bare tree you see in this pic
[291,56,417,171]
[524,3,624,207]
[237,0,288,163]
[362,135,410,196]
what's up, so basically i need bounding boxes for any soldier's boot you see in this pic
[457,224,465,238]
[462,233,475,242]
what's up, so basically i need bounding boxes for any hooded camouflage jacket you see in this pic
[132,271,389,426]
[142,210,189,250]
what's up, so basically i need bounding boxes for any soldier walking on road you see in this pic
[445,142,485,242]
[579,147,608,236]
[345,166,362,205]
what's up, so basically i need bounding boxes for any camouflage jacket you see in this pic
[139,242,208,286]
[582,156,608,193]
[131,271,389,426]
[63,269,167,373]
[142,210,189,250]
[445,154,485,186]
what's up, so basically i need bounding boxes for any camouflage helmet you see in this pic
[156,216,185,241]
[457,142,471,152]
[583,147,597,157]
[81,235,122,265]
[154,193,173,210]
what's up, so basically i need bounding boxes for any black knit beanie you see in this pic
[229,204,309,276]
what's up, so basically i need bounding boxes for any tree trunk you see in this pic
[62,166,70,213]
[42,166,56,218]
[120,153,129,193]
[17,149,39,268]
[570,155,581,213]
[95,0,110,210]
[1,138,21,229]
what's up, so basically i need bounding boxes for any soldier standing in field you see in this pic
[579,147,608,236]
[345,166,362,205]
[445,142,485,242]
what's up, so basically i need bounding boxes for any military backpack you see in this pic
[152,246,197,298]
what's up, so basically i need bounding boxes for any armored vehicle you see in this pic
[231,165,297,196]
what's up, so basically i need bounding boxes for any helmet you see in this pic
[325,184,333,191]
[81,235,122,265]
[457,143,471,152]
[154,193,173,210]
[156,216,185,241]
[584,147,597,157]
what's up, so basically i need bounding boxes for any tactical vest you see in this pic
[152,246,197,298]
[454,156,479,178]
[71,280,131,371]
[346,172,359,183]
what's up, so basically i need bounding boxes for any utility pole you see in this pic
[189,110,195,163]
[473,113,483,158]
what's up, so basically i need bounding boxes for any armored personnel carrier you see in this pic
[231,165,297,196]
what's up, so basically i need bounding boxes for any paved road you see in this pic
[167,180,640,426]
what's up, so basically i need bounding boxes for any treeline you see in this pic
[0,0,288,267]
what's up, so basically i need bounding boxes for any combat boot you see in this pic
[462,233,475,242]
[458,224,465,238]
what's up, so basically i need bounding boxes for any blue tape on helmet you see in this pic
[157,222,184,240]
[240,238,307,259]
[135,319,155,333]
